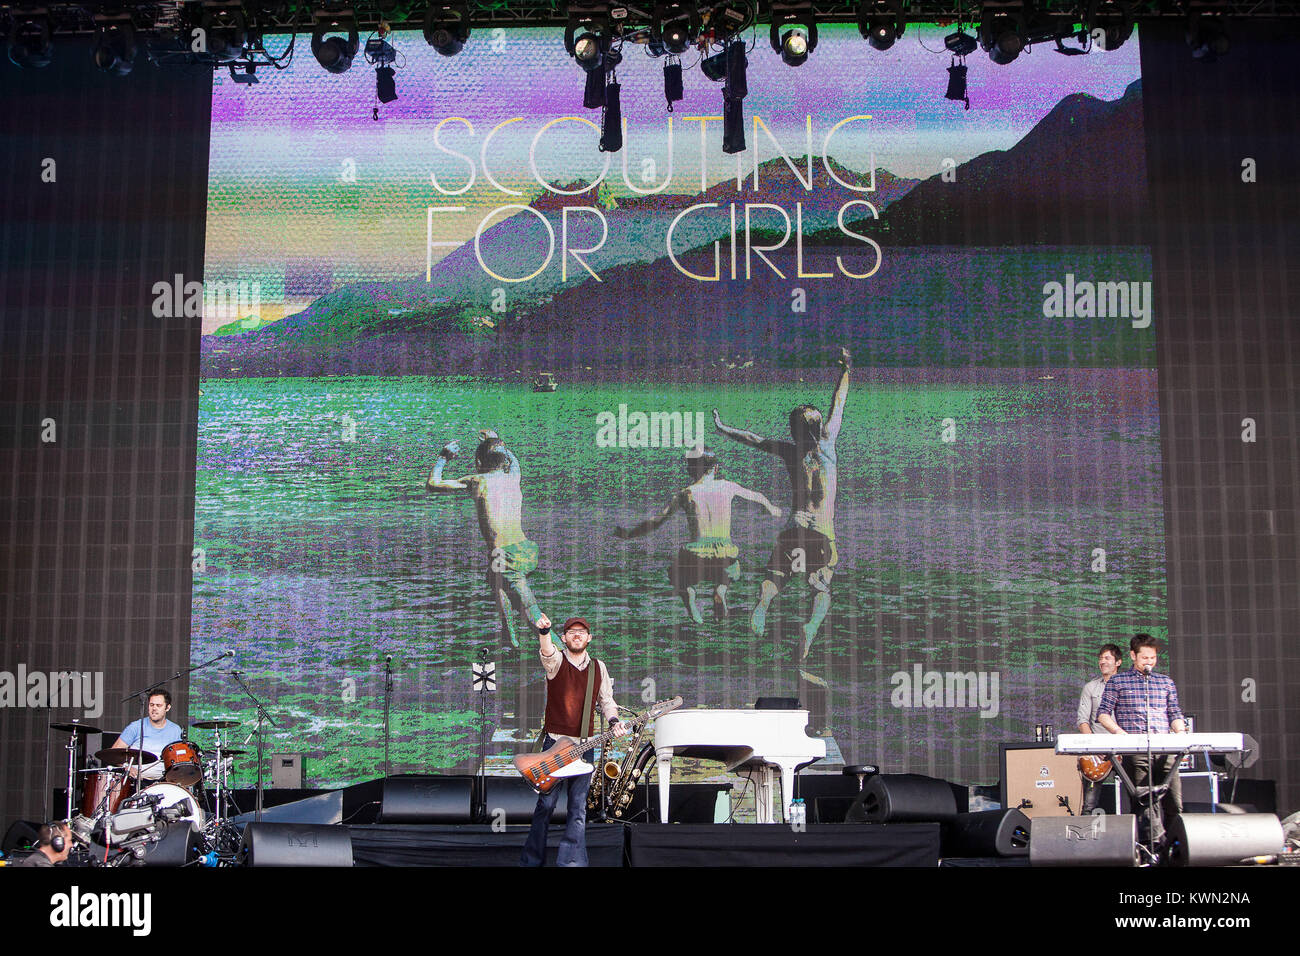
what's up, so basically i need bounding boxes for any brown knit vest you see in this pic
[544,653,602,738]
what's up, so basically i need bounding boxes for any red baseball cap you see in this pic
[561,617,591,634]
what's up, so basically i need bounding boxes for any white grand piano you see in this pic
[654,708,826,824]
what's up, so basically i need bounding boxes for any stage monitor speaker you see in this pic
[270,753,305,789]
[378,775,473,824]
[1029,814,1137,867]
[137,824,204,867]
[482,776,566,825]
[1167,813,1284,866]
[240,823,354,867]
[1000,744,1084,818]
[847,773,959,823]
[2,820,42,855]
[942,809,1031,858]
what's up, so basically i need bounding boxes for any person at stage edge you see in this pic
[111,687,183,781]
[521,615,628,867]
[16,823,71,866]
[1096,634,1186,851]
[1076,642,1123,813]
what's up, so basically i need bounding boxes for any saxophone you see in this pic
[588,717,652,817]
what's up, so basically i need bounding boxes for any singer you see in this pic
[1096,634,1186,853]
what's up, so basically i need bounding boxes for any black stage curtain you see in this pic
[348,823,626,867]
[625,823,940,867]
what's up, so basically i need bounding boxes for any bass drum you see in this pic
[129,782,206,833]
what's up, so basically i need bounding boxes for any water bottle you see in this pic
[789,797,806,827]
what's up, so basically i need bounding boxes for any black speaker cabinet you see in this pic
[1167,813,1284,866]
[482,776,566,825]
[942,809,1031,858]
[1029,814,1137,867]
[848,773,959,823]
[137,824,204,867]
[240,823,354,867]
[378,775,474,824]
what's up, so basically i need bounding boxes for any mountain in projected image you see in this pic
[819,79,1148,246]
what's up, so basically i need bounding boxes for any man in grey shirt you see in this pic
[1076,643,1123,813]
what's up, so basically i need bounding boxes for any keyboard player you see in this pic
[1096,634,1187,854]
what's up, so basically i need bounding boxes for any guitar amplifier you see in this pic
[271,753,305,789]
[1000,743,1083,818]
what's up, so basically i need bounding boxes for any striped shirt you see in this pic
[1097,668,1184,734]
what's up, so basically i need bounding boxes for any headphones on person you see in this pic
[39,823,66,853]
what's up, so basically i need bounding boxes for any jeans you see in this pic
[1123,754,1182,847]
[520,738,593,867]
[1081,771,1113,814]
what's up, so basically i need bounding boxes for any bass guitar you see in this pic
[513,696,683,794]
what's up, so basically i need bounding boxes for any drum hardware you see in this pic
[51,720,101,821]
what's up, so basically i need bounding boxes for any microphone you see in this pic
[225,649,236,658]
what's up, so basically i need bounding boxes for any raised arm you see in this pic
[712,408,784,455]
[614,492,683,539]
[426,440,471,493]
[729,481,782,518]
[825,347,851,441]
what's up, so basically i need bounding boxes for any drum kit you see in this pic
[53,718,250,866]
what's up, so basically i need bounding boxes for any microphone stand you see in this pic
[229,671,277,823]
[120,651,233,790]
[1142,666,1157,865]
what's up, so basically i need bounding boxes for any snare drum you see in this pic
[161,740,203,787]
[80,769,135,817]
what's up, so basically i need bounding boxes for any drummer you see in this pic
[110,688,182,781]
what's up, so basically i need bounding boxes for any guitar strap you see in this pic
[579,658,598,741]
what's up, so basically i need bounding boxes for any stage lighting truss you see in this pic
[769,1,817,66]
[92,14,136,75]
[857,0,905,51]
[7,9,53,69]
[423,2,470,56]
[311,9,359,74]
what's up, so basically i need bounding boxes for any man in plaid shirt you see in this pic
[1097,634,1187,853]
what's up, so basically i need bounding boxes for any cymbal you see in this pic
[50,721,102,734]
[95,747,157,766]
[192,719,241,729]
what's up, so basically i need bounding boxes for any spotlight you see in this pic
[7,14,53,69]
[979,14,1023,65]
[1186,13,1229,61]
[202,4,248,62]
[573,31,603,70]
[654,2,699,56]
[1086,0,1134,51]
[769,2,817,67]
[92,19,136,76]
[312,16,359,74]
[423,3,470,57]
[857,0,905,52]
[701,48,727,81]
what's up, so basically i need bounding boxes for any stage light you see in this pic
[202,4,248,62]
[979,14,1023,65]
[654,2,699,56]
[423,3,470,57]
[573,31,603,70]
[7,14,52,69]
[769,2,818,67]
[857,0,906,52]
[701,48,727,81]
[663,56,684,108]
[1086,0,1134,51]
[92,19,136,76]
[1186,13,1229,61]
[312,16,359,74]
[366,30,398,103]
